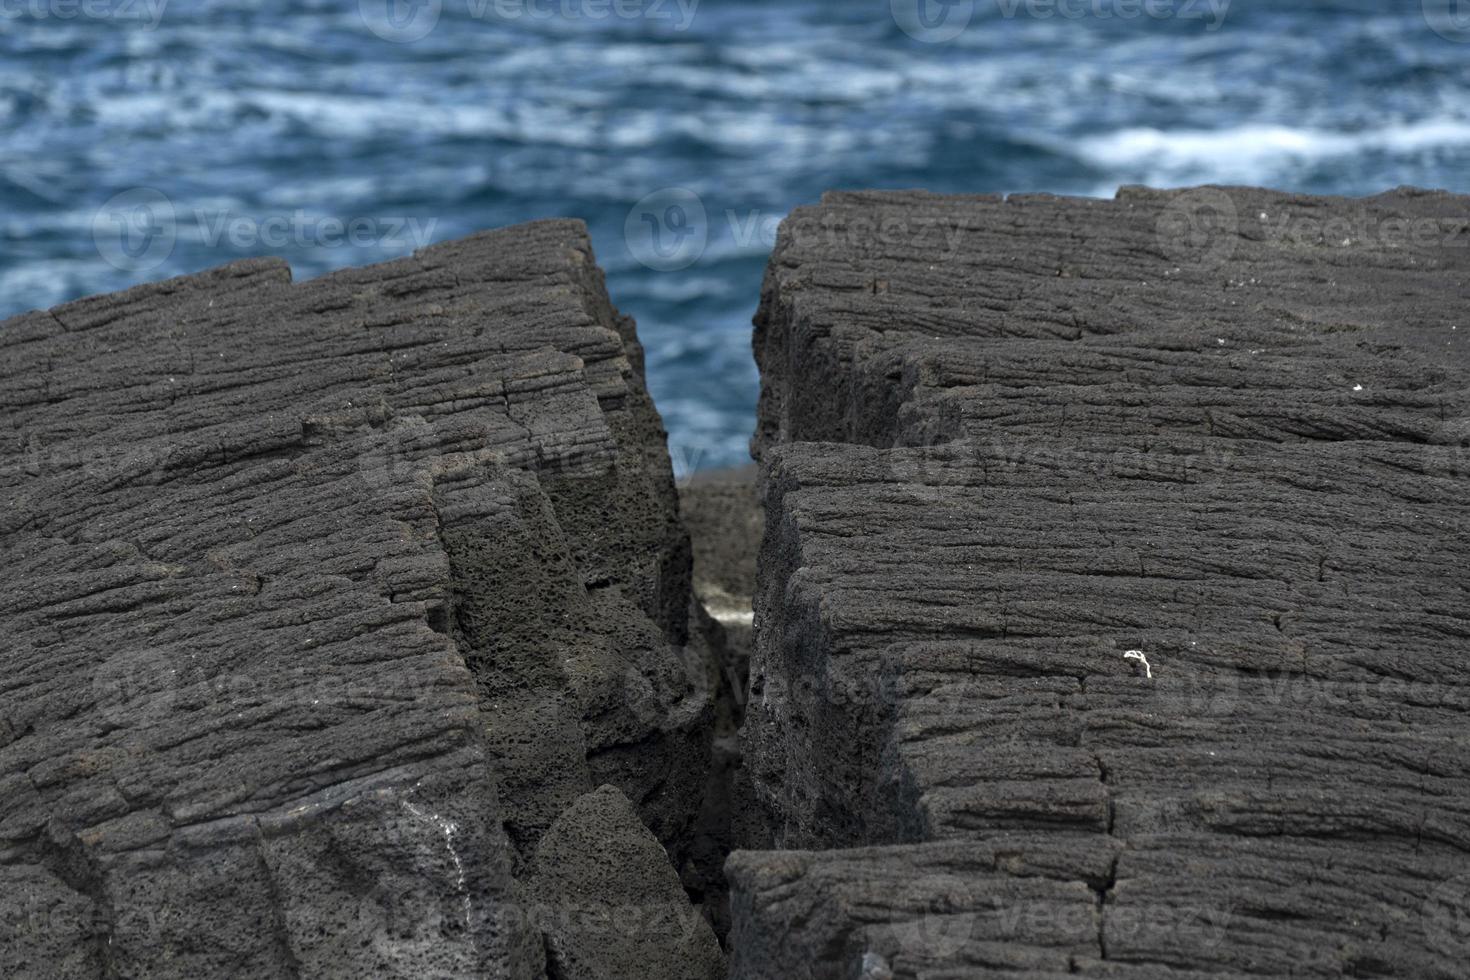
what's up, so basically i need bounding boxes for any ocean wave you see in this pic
[4,0,1469,469]
[1078,119,1470,171]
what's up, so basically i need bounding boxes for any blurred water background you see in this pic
[3,0,1468,470]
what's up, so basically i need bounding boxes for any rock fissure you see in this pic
[0,223,728,979]
[5,186,1470,979]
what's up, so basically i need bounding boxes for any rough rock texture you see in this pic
[0,222,714,977]
[678,466,764,941]
[734,187,1470,978]
[679,463,761,749]
[533,785,725,980]
[681,465,762,637]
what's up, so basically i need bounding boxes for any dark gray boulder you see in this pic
[533,784,725,980]
[734,187,1470,978]
[728,834,1118,980]
[0,221,713,977]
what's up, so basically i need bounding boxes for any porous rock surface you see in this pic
[679,467,764,939]
[681,465,762,637]
[0,222,714,977]
[733,187,1470,978]
[533,784,724,980]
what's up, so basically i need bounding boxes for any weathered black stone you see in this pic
[678,466,763,943]
[7,185,1470,979]
[0,222,715,978]
[734,187,1470,979]
[533,784,724,980]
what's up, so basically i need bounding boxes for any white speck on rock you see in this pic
[1124,649,1154,679]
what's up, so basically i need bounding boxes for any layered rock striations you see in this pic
[0,222,719,978]
[734,187,1470,979]
[5,186,1470,980]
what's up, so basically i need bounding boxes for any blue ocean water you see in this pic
[3,0,1468,470]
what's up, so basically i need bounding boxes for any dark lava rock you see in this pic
[681,465,762,631]
[678,466,764,943]
[0,222,713,978]
[534,784,725,980]
[733,187,1470,978]
[728,834,1118,979]
[679,464,761,706]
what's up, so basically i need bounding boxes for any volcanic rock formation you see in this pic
[5,186,1470,980]
[732,186,1470,979]
[0,222,720,978]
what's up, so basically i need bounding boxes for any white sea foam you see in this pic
[5,1,1470,473]
[1077,120,1470,177]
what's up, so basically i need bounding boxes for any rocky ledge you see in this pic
[0,222,726,978]
[733,187,1470,979]
[3,186,1469,980]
